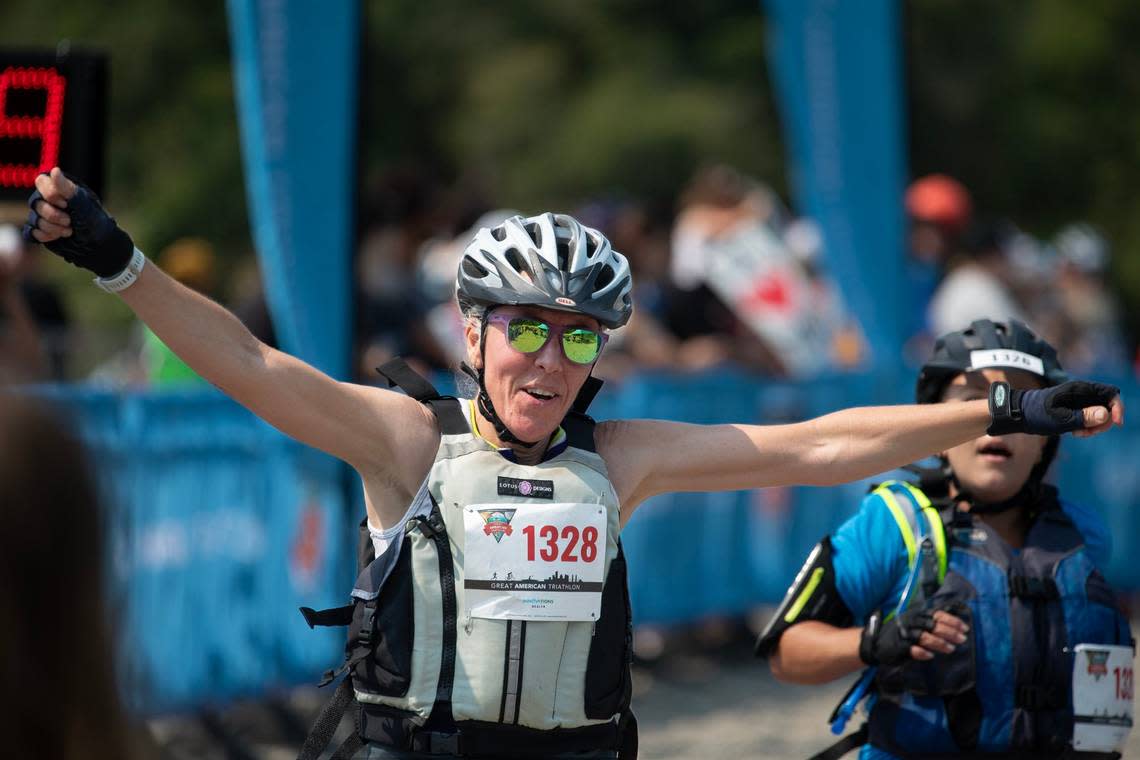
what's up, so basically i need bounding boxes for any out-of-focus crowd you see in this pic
[0,166,1132,388]
[903,173,1129,376]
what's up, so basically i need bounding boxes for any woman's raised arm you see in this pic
[26,168,439,482]
[600,385,1121,520]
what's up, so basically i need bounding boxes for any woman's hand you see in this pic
[24,168,135,278]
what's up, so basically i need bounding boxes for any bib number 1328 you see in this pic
[523,524,599,563]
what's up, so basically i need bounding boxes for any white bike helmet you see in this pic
[456,212,633,329]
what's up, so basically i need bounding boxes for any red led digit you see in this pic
[0,66,68,188]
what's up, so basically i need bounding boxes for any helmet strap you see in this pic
[458,361,542,448]
[946,436,1059,515]
[459,311,542,447]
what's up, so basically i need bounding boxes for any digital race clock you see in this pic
[0,47,107,203]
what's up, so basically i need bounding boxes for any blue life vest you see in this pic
[866,482,1133,758]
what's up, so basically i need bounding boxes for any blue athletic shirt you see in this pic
[832,490,1112,625]
[830,490,1112,760]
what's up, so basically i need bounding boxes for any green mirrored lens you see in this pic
[562,329,601,364]
[507,319,549,353]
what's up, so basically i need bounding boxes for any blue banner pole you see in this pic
[762,0,907,362]
[226,0,359,380]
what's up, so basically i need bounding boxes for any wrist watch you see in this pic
[94,247,146,293]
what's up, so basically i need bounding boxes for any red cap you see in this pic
[906,174,973,232]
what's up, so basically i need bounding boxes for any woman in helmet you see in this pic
[25,170,1123,759]
[759,319,1132,759]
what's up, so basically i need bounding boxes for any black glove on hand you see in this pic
[987,380,1119,436]
[858,608,935,667]
[24,179,134,278]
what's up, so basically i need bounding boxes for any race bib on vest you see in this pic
[1072,643,1134,753]
[463,502,608,621]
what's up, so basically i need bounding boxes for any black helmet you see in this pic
[916,319,1068,404]
[915,319,1069,514]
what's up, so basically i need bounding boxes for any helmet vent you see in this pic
[462,256,489,278]
[524,222,543,248]
[594,264,614,290]
[504,247,526,274]
[556,239,572,271]
[491,226,507,242]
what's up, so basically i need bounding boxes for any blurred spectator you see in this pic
[0,395,140,758]
[904,174,973,344]
[1049,223,1129,375]
[663,164,790,374]
[228,255,278,349]
[663,165,861,376]
[926,220,1027,339]
[355,167,449,379]
[780,218,866,370]
[416,208,521,369]
[0,222,70,382]
[575,199,681,380]
[140,238,218,387]
[1003,228,1064,347]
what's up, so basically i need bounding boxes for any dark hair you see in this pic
[0,395,134,759]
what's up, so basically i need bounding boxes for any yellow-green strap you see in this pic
[895,481,949,583]
[872,484,918,567]
[783,567,826,623]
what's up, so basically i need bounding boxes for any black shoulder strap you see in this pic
[297,676,356,760]
[376,357,442,402]
[807,722,869,760]
[571,375,604,414]
[559,374,603,452]
[562,411,597,452]
[376,358,468,435]
[430,397,470,436]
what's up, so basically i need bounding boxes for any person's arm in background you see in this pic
[761,489,966,688]
[24,169,439,498]
[761,492,968,685]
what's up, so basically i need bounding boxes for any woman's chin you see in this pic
[504,411,564,444]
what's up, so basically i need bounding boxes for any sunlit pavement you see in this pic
[147,621,1140,760]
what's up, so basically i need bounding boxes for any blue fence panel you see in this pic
[34,387,353,714]
[27,371,1139,710]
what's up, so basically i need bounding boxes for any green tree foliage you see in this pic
[360,0,782,214]
[3,0,1139,364]
[907,0,1140,346]
[0,0,247,343]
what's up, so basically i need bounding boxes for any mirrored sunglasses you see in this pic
[487,314,608,365]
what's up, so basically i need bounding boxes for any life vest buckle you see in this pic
[411,730,462,755]
[358,604,377,647]
[1008,575,1059,600]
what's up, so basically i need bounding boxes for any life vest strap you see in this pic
[807,722,869,760]
[1008,574,1060,600]
[297,676,356,760]
[299,604,354,629]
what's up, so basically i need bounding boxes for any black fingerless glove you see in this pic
[858,608,935,667]
[24,179,134,278]
[987,380,1120,436]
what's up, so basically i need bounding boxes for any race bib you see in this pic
[463,502,608,622]
[1072,643,1134,753]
